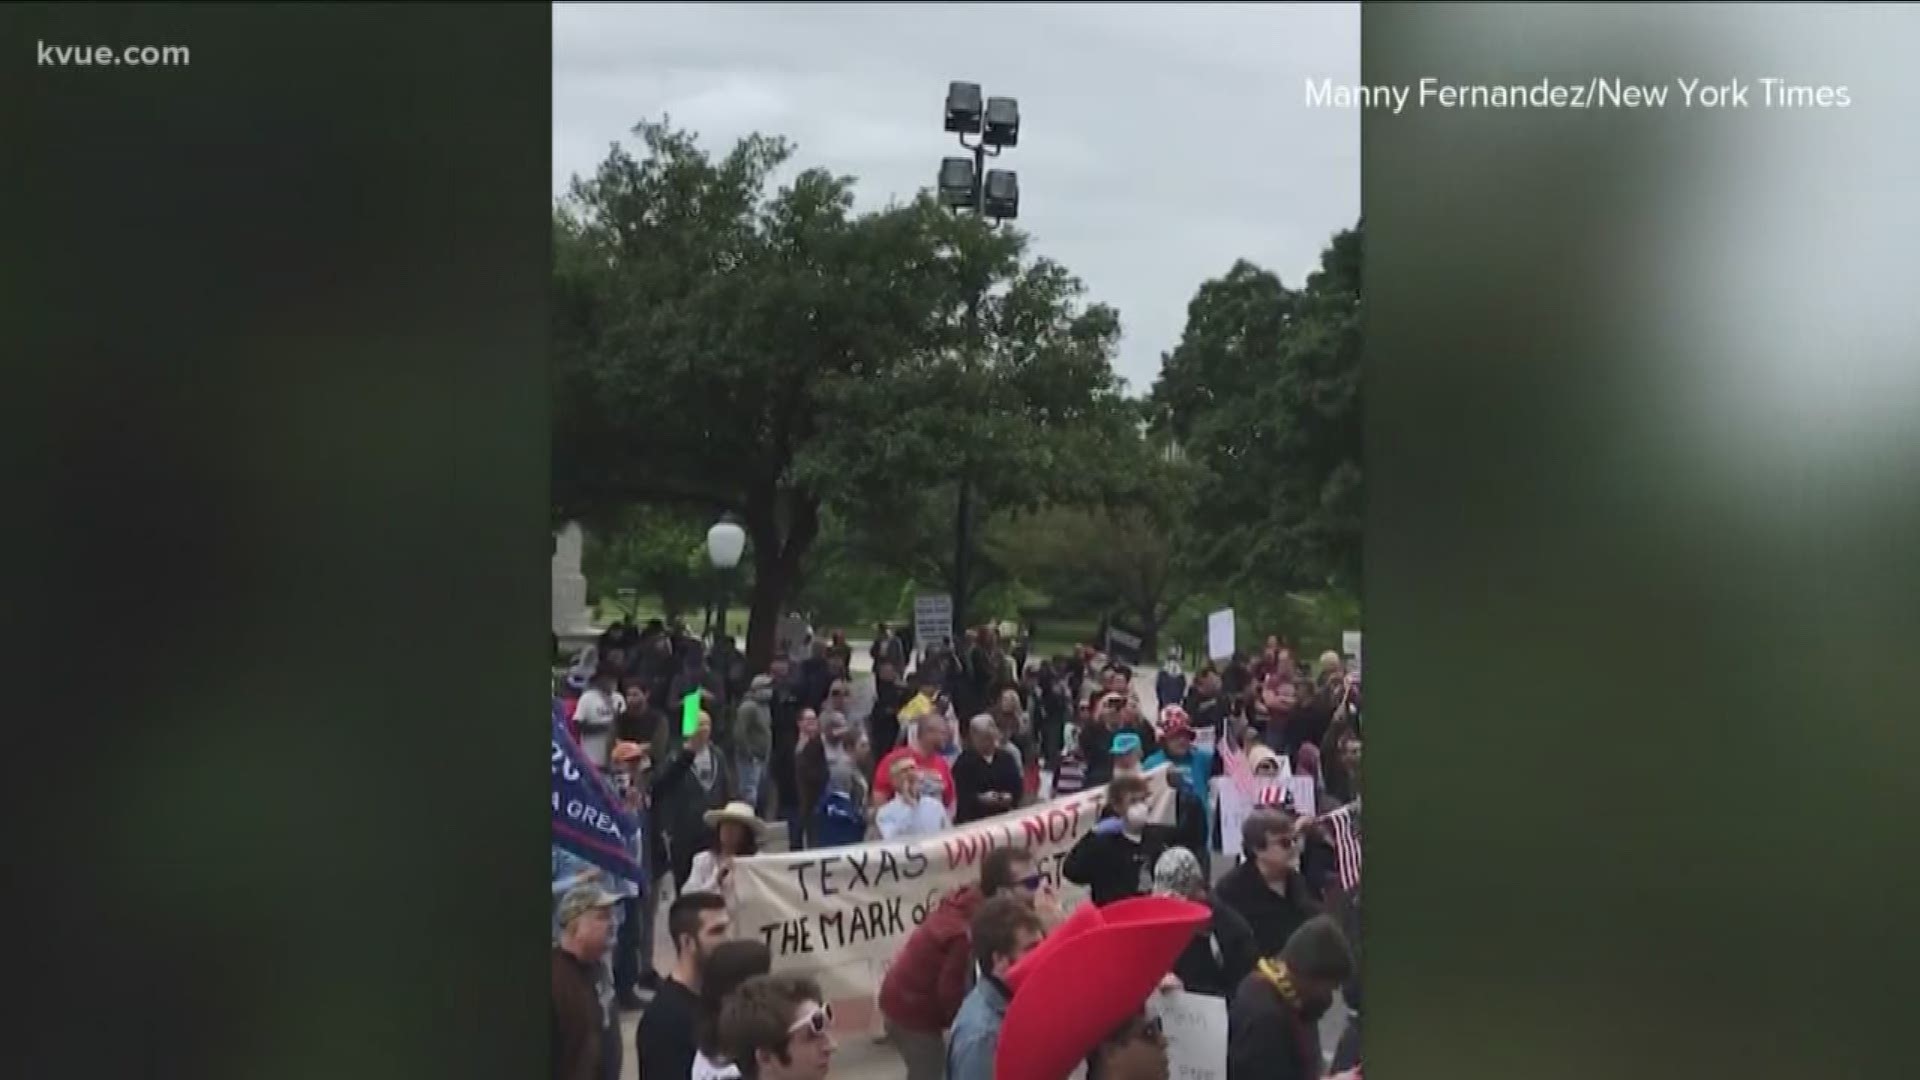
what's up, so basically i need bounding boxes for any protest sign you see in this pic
[1342,629,1362,673]
[1214,774,1286,859]
[550,716,645,886]
[1147,989,1229,1080]
[731,766,1177,1032]
[1284,774,1318,820]
[913,593,953,653]
[1207,609,1235,661]
[1106,624,1143,665]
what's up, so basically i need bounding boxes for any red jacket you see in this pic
[877,885,983,1034]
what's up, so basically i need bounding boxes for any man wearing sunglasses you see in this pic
[1214,809,1321,961]
[717,974,836,1080]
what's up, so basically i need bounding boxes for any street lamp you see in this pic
[935,80,1022,646]
[706,515,746,645]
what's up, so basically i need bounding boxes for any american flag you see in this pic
[1218,742,1286,807]
[1325,801,1362,891]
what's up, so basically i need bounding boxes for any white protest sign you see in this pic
[1148,989,1229,1080]
[1284,775,1317,820]
[913,593,953,653]
[1214,775,1285,859]
[1207,609,1235,661]
[1341,630,1362,672]
[731,766,1178,1034]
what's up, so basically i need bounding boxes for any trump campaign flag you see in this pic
[551,715,646,888]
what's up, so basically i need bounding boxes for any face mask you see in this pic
[1124,803,1150,830]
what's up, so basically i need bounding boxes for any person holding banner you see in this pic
[684,801,765,904]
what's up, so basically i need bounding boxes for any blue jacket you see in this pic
[945,974,1010,1080]
[1144,746,1215,818]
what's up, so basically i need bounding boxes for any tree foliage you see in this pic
[554,120,1133,666]
[1151,223,1363,598]
[578,507,718,624]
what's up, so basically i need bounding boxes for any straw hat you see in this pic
[702,801,767,835]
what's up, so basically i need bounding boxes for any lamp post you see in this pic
[706,515,746,648]
[936,80,1021,648]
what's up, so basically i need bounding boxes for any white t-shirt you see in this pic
[876,795,949,840]
[691,1051,740,1080]
[572,689,625,767]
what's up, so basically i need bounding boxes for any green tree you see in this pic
[990,449,1203,657]
[1151,223,1363,596]
[578,508,718,624]
[554,121,1132,667]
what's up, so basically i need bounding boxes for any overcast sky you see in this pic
[552,2,1358,393]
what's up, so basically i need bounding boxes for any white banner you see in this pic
[1148,989,1229,1080]
[731,766,1177,1032]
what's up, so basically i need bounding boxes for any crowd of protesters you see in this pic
[552,615,1364,1080]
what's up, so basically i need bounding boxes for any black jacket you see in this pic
[1063,819,1176,906]
[951,749,1023,825]
[1213,861,1321,961]
[1172,901,1259,999]
[1227,968,1322,1080]
[651,743,737,867]
[634,977,700,1080]
[1183,689,1228,737]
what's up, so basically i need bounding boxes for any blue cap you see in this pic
[1110,732,1143,757]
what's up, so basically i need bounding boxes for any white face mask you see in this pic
[1124,802,1150,830]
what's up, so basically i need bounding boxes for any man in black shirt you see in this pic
[952,714,1023,824]
[635,891,730,1079]
[1215,809,1321,960]
[1063,775,1175,906]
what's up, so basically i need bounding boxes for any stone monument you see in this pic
[551,522,599,647]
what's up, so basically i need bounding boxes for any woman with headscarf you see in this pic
[1150,847,1258,998]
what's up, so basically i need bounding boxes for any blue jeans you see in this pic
[738,755,766,813]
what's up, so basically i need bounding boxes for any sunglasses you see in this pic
[1107,1013,1165,1047]
[787,1002,834,1037]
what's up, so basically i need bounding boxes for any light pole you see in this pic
[706,514,746,648]
[936,81,1021,649]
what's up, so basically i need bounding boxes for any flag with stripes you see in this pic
[1325,802,1362,891]
[1219,742,1286,807]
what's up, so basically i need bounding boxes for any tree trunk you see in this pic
[742,491,821,672]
